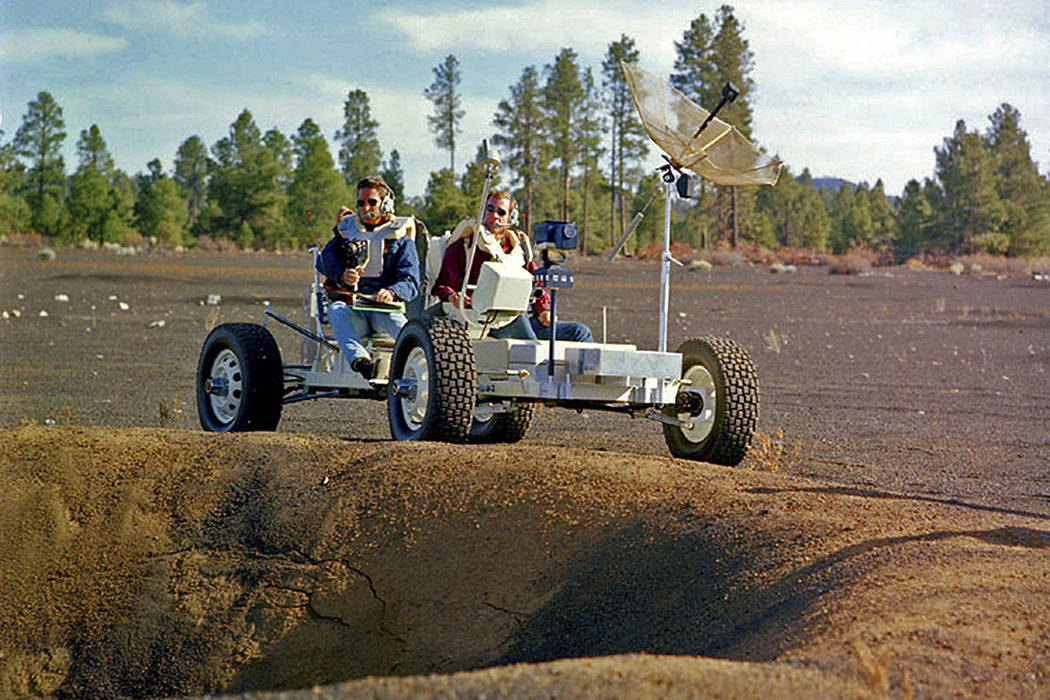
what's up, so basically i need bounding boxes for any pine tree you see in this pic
[492,65,547,231]
[336,89,382,183]
[14,91,67,236]
[984,103,1049,256]
[867,179,897,249]
[710,4,755,139]
[602,35,648,250]
[799,186,830,250]
[382,149,405,201]
[425,55,465,172]
[543,48,585,221]
[934,119,1006,253]
[287,118,347,246]
[422,168,470,235]
[135,158,188,246]
[0,130,31,234]
[209,109,287,248]
[670,14,717,107]
[105,170,136,244]
[896,178,934,258]
[66,126,116,245]
[77,124,114,175]
[263,128,294,190]
[755,164,802,246]
[174,135,209,227]
[843,183,874,249]
[827,184,854,253]
[576,67,606,254]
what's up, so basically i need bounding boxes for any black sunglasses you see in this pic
[485,204,508,217]
[357,198,380,207]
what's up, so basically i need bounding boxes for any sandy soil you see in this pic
[2,244,1049,698]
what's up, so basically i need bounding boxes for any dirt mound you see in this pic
[3,426,1049,698]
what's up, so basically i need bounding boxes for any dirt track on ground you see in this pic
[2,245,1049,698]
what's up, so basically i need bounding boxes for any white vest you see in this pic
[336,215,415,276]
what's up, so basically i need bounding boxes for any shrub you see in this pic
[828,250,872,275]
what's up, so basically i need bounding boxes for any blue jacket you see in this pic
[316,219,420,303]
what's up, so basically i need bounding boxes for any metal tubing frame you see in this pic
[658,181,672,353]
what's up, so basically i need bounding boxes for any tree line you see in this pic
[2,4,1048,258]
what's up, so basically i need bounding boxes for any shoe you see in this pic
[351,356,375,380]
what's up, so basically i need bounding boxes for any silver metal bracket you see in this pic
[641,406,694,431]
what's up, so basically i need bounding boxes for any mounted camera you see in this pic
[533,220,578,251]
[333,235,369,270]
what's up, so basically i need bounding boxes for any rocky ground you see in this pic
[1,244,1049,698]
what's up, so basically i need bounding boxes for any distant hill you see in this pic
[807,177,857,192]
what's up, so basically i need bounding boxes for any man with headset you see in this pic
[432,189,592,342]
[316,175,420,379]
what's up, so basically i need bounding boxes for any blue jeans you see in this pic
[489,312,537,340]
[530,316,593,342]
[328,301,407,365]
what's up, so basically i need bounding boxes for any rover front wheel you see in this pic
[387,318,476,442]
[196,323,283,432]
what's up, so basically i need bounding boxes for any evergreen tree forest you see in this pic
[2,5,1048,259]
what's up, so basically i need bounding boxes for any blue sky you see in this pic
[2,0,1048,199]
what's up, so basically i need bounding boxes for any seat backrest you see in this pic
[424,232,451,308]
[405,217,430,320]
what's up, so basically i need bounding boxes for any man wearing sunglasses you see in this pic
[316,175,420,379]
[432,191,591,342]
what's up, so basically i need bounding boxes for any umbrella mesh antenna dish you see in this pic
[621,61,782,186]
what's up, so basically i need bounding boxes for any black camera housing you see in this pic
[334,235,368,269]
[533,220,578,251]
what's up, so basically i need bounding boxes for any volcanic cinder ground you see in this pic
[2,244,1049,698]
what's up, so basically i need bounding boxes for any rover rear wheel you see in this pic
[662,336,758,466]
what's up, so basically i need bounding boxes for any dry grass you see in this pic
[1,232,52,247]
[852,639,892,695]
[157,393,182,427]
[747,428,801,471]
[762,328,785,354]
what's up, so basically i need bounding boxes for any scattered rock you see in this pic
[39,310,48,317]
[54,294,70,303]
[118,302,130,311]
[205,294,222,306]
[148,320,166,329]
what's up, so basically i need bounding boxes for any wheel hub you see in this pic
[205,376,229,396]
[206,348,244,424]
[397,346,429,431]
[392,378,417,401]
[677,365,716,444]
[675,389,704,415]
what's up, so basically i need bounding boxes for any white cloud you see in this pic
[381,0,679,65]
[0,29,128,62]
[102,0,270,39]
